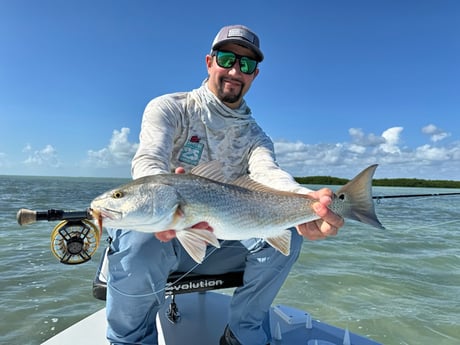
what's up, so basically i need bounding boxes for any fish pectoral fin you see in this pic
[265,229,292,256]
[175,229,220,264]
[185,228,221,248]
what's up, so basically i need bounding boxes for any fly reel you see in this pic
[50,219,100,265]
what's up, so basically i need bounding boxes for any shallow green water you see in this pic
[1,176,459,344]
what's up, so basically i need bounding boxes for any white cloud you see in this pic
[87,128,138,168]
[274,126,460,180]
[348,144,366,154]
[379,127,403,154]
[349,128,385,146]
[422,124,450,142]
[415,145,449,161]
[23,144,61,167]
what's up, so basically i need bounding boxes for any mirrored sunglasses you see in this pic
[212,51,258,75]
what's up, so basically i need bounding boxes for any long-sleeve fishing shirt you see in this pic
[132,82,312,195]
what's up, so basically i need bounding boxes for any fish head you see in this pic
[90,177,182,233]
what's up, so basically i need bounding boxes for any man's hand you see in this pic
[155,229,177,242]
[296,188,344,240]
[155,166,213,242]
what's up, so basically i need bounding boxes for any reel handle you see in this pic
[17,208,92,226]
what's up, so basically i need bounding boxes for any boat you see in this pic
[40,246,382,345]
[17,208,381,345]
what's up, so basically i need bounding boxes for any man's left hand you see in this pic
[296,188,344,240]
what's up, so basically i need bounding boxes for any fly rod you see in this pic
[372,192,460,200]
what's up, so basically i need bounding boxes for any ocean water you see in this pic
[0,175,459,345]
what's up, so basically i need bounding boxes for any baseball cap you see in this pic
[211,25,264,62]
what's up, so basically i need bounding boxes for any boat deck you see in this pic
[42,291,381,345]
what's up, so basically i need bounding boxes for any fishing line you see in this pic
[163,243,223,289]
[398,219,460,232]
[373,192,460,204]
[104,242,225,298]
[373,192,460,199]
[154,240,253,294]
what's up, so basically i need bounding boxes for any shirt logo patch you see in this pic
[179,137,204,166]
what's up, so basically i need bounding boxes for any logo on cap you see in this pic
[227,28,256,44]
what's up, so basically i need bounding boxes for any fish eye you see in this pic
[112,190,124,199]
[338,193,345,200]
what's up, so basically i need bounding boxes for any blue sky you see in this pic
[1,0,459,180]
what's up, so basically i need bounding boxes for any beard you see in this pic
[216,77,245,104]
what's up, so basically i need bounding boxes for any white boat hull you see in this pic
[42,291,381,345]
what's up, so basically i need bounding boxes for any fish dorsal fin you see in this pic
[232,175,302,197]
[190,161,229,183]
[191,161,306,198]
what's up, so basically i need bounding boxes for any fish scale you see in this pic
[174,179,315,239]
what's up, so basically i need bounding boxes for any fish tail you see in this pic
[336,165,385,229]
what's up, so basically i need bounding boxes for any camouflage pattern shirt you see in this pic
[132,82,311,194]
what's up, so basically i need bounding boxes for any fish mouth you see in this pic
[90,207,122,234]
[90,207,122,220]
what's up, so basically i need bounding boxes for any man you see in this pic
[106,25,343,345]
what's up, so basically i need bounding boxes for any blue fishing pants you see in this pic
[105,228,303,345]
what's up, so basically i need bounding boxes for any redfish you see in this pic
[90,162,384,263]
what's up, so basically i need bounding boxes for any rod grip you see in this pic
[16,208,91,226]
[16,208,41,225]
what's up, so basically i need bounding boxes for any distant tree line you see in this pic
[294,176,460,188]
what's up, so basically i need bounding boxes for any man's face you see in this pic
[206,43,259,109]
